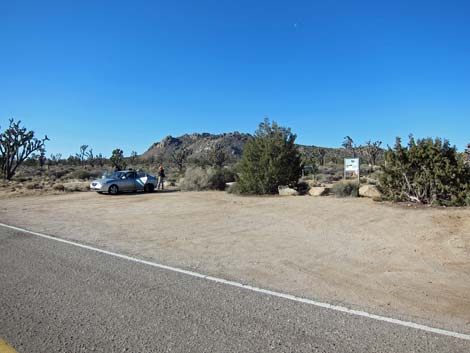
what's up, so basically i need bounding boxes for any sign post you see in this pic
[344,158,360,184]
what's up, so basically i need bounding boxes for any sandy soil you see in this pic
[1,191,469,333]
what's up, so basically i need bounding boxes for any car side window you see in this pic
[125,172,136,179]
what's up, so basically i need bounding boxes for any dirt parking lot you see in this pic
[1,191,469,333]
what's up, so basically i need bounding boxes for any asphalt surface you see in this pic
[1,227,469,353]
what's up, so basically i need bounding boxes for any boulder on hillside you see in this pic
[359,184,382,198]
[278,186,299,196]
[308,186,329,197]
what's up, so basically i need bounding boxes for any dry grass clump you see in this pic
[25,182,42,190]
[63,181,89,192]
[331,181,359,197]
[53,184,65,191]
[179,167,213,191]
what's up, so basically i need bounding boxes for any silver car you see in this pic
[90,170,157,195]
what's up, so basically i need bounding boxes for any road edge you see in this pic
[1,221,469,341]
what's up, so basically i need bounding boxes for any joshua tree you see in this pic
[130,151,138,165]
[317,148,327,166]
[110,148,126,170]
[342,136,357,157]
[363,140,382,166]
[39,149,47,171]
[85,148,95,167]
[0,118,49,180]
[170,147,191,173]
[76,145,89,165]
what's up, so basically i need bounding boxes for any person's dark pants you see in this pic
[157,177,164,190]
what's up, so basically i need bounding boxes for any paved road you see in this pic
[1,227,469,353]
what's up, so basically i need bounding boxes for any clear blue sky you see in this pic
[1,0,469,157]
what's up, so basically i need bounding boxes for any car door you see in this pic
[121,172,136,191]
[135,172,146,191]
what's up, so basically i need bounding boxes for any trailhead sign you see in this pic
[344,158,360,180]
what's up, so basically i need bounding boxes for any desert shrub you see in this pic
[49,169,70,179]
[296,181,310,195]
[53,184,65,191]
[180,166,213,191]
[180,166,235,191]
[72,169,101,180]
[15,176,31,182]
[208,168,226,191]
[210,166,237,190]
[318,166,333,175]
[314,174,326,183]
[367,169,382,182]
[222,167,237,183]
[64,184,80,192]
[332,181,359,197]
[379,136,470,206]
[238,119,302,194]
[64,182,89,192]
[25,182,41,190]
[88,169,103,179]
[73,170,92,180]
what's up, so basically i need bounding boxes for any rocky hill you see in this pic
[141,132,250,164]
[141,132,382,166]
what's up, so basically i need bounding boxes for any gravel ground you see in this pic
[1,190,469,334]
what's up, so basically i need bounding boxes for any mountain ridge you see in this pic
[141,132,379,166]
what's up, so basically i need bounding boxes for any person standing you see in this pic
[157,165,165,190]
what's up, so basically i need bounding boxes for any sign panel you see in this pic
[344,158,360,179]
[344,158,359,172]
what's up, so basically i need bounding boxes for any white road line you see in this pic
[1,222,469,341]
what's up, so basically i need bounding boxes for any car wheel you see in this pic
[108,184,119,195]
[144,184,154,193]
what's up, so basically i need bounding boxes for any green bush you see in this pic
[379,136,470,206]
[208,168,226,191]
[332,181,359,197]
[200,166,237,191]
[237,119,302,194]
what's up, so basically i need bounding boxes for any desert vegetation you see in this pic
[0,118,48,180]
[1,117,469,206]
[237,118,302,194]
[379,136,470,206]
